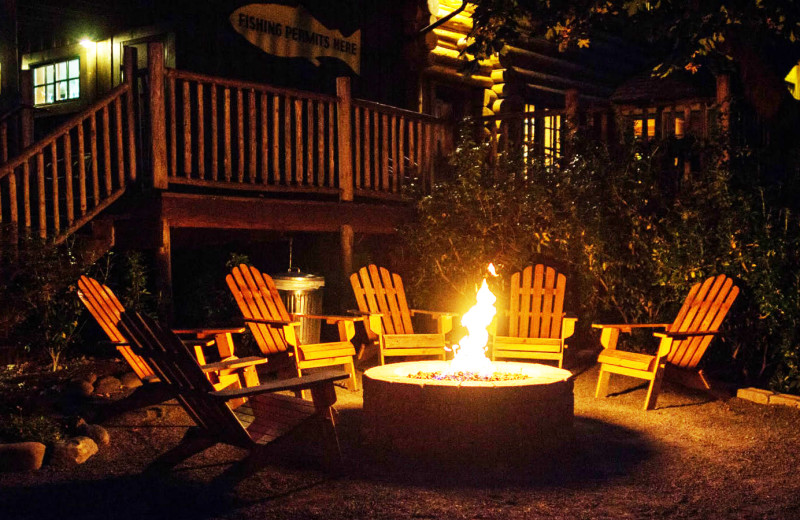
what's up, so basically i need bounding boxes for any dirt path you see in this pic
[2,361,799,520]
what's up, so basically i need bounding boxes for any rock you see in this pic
[82,373,98,385]
[50,436,99,466]
[76,423,110,447]
[769,393,800,409]
[66,379,94,398]
[0,442,47,472]
[119,372,143,389]
[736,387,773,405]
[66,416,88,433]
[94,376,122,395]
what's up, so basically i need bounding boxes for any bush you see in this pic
[0,414,64,445]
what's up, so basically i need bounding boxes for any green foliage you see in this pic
[0,414,64,445]
[118,251,158,318]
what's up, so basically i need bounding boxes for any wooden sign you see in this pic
[230,3,361,74]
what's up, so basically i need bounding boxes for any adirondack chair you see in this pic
[491,264,576,368]
[350,265,455,365]
[117,311,347,472]
[593,274,739,410]
[77,275,263,391]
[226,264,359,392]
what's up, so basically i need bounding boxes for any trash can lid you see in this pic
[271,268,325,291]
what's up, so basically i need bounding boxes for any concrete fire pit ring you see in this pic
[363,360,574,467]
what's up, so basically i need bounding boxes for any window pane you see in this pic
[647,118,656,138]
[56,81,68,101]
[34,66,46,86]
[68,79,80,99]
[45,65,54,84]
[674,117,685,138]
[56,61,67,81]
[34,86,47,105]
[633,119,643,137]
[68,59,80,79]
[46,84,55,104]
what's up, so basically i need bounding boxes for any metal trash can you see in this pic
[271,268,325,345]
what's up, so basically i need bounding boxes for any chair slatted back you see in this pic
[666,274,739,368]
[350,265,414,335]
[118,312,251,446]
[507,265,566,339]
[227,264,291,356]
[77,275,155,381]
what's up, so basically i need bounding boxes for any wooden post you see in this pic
[155,218,173,324]
[123,46,138,182]
[336,77,353,202]
[19,70,33,148]
[149,42,168,189]
[340,224,354,279]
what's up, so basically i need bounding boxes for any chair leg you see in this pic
[346,359,359,391]
[644,364,666,411]
[320,408,343,473]
[595,366,611,398]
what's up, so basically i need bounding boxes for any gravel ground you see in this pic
[2,355,800,520]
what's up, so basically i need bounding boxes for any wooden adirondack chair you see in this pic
[492,265,576,368]
[350,265,455,365]
[593,274,739,410]
[226,264,359,392]
[77,275,263,390]
[117,311,347,472]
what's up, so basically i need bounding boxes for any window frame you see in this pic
[32,57,81,107]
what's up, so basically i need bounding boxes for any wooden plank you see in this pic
[237,88,244,182]
[168,77,177,177]
[77,121,87,216]
[64,133,74,224]
[22,161,31,229]
[272,95,280,184]
[353,107,361,190]
[284,96,291,184]
[102,106,112,195]
[223,88,232,181]
[37,153,46,238]
[183,80,192,176]
[316,101,324,187]
[381,113,389,191]
[398,116,405,190]
[327,101,335,188]
[248,89,257,183]
[364,109,372,189]
[260,92,268,184]
[125,82,137,182]
[408,120,415,178]
[391,115,398,192]
[197,83,205,179]
[211,86,218,180]
[114,98,124,187]
[8,167,18,225]
[307,99,314,185]
[509,271,521,336]
[90,115,99,205]
[294,98,303,185]
[50,143,60,232]
[521,265,535,337]
[372,110,379,190]
[539,266,556,338]
[0,122,7,163]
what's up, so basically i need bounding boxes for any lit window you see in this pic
[33,58,80,106]
[674,116,685,138]
[633,119,643,138]
[632,117,656,140]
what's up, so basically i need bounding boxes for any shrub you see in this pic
[0,414,64,445]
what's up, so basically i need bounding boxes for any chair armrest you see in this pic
[410,309,458,318]
[291,313,365,325]
[244,317,301,328]
[347,309,383,317]
[591,323,671,334]
[210,369,349,400]
[654,330,719,340]
[561,316,578,340]
[200,356,268,373]
[100,340,130,348]
[181,338,216,347]
[172,327,246,339]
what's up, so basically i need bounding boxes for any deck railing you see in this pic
[0,50,138,246]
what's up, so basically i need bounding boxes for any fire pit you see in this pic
[363,360,574,466]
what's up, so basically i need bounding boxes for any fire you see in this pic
[446,271,497,377]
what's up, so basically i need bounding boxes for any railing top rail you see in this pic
[352,98,442,123]
[0,83,130,180]
[166,68,338,103]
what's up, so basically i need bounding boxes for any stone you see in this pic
[0,442,47,472]
[736,387,773,404]
[51,436,99,466]
[119,372,143,389]
[769,393,800,409]
[66,379,94,398]
[76,423,110,447]
[82,373,98,385]
[94,376,122,395]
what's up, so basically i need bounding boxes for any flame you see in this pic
[487,263,497,277]
[447,276,497,377]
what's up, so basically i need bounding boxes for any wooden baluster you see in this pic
[327,101,335,188]
[408,119,415,179]
[8,167,18,231]
[382,113,389,191]
[354,107,361,190]
[125,87,137,183]
[306,99,314,185]
[50,143,60,233]
[223,88,232,181]
[272,95,280,184]
[114,98,124,187]
[260,92,268,184]
[316,101,324,187]
[183,80,192,177]
[248,89,256,183]
[90,115,99,205]
[284,96,291,184]
[416,121,422,179]
[294,98,303,184]
[237,88,244,182]
[77,121,87,216]
[398,116,405,192]
[64,133,74,225]
[390,115,397,192]
[210,86,218,180]
[23,161,31,231]
[102,106,111,194]
[364,110,372,189]
[37,153,46,238]
[196,83,205,179]
[372,110,379,190]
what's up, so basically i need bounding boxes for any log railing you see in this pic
[0,53,137,246]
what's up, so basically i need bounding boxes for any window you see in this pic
[632,116,656,140]
[33,58,80,106]
[523,104,562,166]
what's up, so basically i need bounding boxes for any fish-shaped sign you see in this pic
[230,3,361,74]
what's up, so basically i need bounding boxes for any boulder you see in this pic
[119,372,143,389]
[51,436,98,466]
[94,376,122,395]
[76,423,110,447]
[66,379,94,398]
[0,442,47,472]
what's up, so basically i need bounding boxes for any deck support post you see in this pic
[340,224,354,279]
[336,77,353,202]
[155,218,173,325]
[149,42,168,190]
[19,70,33,149]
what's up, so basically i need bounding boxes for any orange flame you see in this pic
[447,265,497,376]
